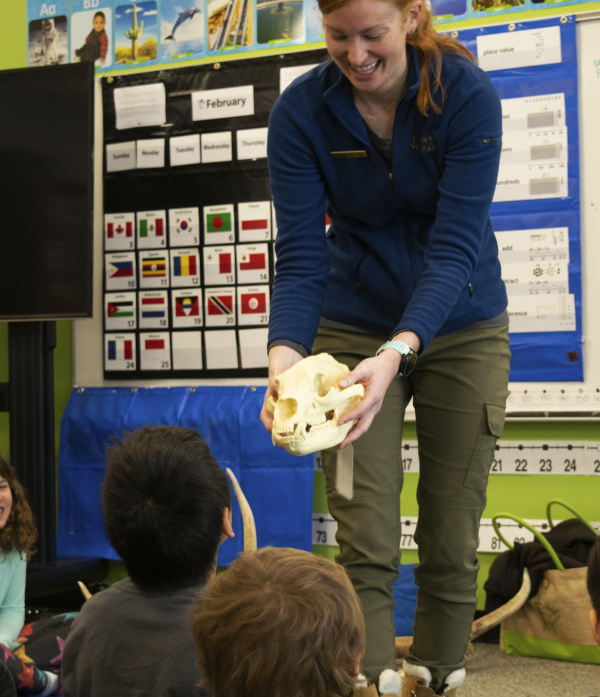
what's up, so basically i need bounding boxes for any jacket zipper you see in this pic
[356,256,366,294]
[469,282,474,297]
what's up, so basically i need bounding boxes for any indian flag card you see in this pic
[169,207,200,247]
[140,332,171,371]
[137,210,167,249]
[172,289,203,328]
[105,212,135,251]
[104,333,136,371]
[105,292,137,331]
[204,204,235,245]
[238,201,271,242]
[170,248,201,288]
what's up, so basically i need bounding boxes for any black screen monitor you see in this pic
[0,62,94,320]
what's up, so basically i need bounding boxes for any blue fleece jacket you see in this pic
[267,47,507,353]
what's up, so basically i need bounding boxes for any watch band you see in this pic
[376,340,418,377]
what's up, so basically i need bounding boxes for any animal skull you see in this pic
[267,353,364,456]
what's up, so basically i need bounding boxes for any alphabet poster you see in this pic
[27,0,70,66]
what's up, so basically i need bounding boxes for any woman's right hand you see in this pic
[260,345,305,434]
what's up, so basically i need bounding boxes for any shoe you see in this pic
[401,661,464,697]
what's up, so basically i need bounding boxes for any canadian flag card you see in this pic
[204,287,236,328]
[104,333,136,371]
[105,213,135,251]
[137,210,167,249]
[169,207,200,247]
[140,332,171,371]
[236,285,269,326]
[106,252,136,291]
[236,244,269,284]
[172,289,203,329]
[203,246,235,286]
[238,201,272,242]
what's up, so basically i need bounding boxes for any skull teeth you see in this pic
[275,417,333,440]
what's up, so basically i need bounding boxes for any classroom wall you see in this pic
[1,1,598,607]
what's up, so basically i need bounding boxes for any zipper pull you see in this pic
[389,172,393,182]
[469,282,474,297]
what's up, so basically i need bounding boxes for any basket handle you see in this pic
[546,498,598,535]
[492,513,565,571]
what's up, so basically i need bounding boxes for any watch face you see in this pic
[401,350,417,377]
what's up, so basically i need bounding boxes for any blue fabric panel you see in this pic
[57,387,314,565]
[393,564,418,638]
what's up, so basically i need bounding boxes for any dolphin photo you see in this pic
[161,0,204,60]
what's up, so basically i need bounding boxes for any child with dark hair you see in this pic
[74,11,108,65]
[192,546,367,697]
[0,455,65,696]
[62,425,234,697]
[588,536,600,645]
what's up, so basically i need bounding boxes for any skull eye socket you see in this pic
[313,373,331,398]
[277,398,298,419]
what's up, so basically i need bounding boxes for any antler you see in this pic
[226,468,257,552]
[78,581,92,601]
[395,569,531,658]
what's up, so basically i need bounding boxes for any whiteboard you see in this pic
[73,18,600,416]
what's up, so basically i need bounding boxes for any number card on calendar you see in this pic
[105,334,136,371]
[171,331,203,370]
[203,246,235,286]
[238,201,272,242]
[170,249,201,288]
[137,210,167,249]
[140,332,171,370]
[236,244,269,284]
[138,291,169,329]
[106,252,136,291]
[105,213,135,251]
[105,292,137,331]
[237,286,270,326]
[172,289,203,328]
[139,251,170,290]
[168,207,200,247]
[204,204,235,245]
[205,287,236,327]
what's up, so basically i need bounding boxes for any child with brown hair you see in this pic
[588,536,600,645]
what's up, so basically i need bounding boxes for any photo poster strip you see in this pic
[101,48,328,380]
[27,0,70,67]
[114,0,159,68]
[457,16,582,382]
[160,0,205,64]
[70,0,115,72]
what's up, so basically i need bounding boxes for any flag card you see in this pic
[236,127,268,160]
[236,244,269,284]
[170,249,201,288]
[138,291,169,329]
[137,139,165,169]
[204,287,236,327]
[170,134,201,167]
[203,246,235,286]
[239,328,269,368]
[140,332,171,370]
[106,252,137,291]
[204,204,235,245]
[137,210,167,249]
[169,207,200,247]
[105,292,137,331]
[236,285,269,326]
[172,331,203,370]
[139,250,170,290]
[172,289,203,328]
[114,84,165,129]
[104,333,136,371]
[204,330,238,369]
[105,212,135,251]
[201,131,233,163]
[271,201,278,240]
[106,142,136,172]
[238,201,271,242]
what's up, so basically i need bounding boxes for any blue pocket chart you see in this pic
[27,0,70,67]
[114,0,159,67]
[457,16,582,382]
[70,0,115,71]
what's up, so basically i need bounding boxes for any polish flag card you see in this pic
[105,213,135,251]
[106,252,136,291]
[236,285,269,326]
[104,333,136,371]
[204,204,235,245]
[105,292,137,331]
[137,210,167,249]
[204,287,236,328]
[169,207,200,247]
[203,246,235,286]
[238,201,272,242]
[138,291,169,329]
[140,332,171,370]
[204,330,238,369]
[239,328,269,368]
[172,331,203,370]
[236,244,269,284]
[139,250,170,290]
[170,248,201,288]
[172,289,203,328]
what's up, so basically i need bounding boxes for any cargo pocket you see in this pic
[463,402,506,491]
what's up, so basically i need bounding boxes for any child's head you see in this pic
[0,455,37,560]
[102,426,232,592]
[93,12,106,32]
[588,536,600,645]
[192,547,365,697]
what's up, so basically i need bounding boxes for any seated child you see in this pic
[192,546,366,697]
[74,11,108,65]
[62,425,234,697]
[588,536,600,645]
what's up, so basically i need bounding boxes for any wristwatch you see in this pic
[376,340,418,377]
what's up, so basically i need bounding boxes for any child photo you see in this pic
[115,1,158,65]
[71,9,113,68]
[161,0,204,60]
[28,16,68,66]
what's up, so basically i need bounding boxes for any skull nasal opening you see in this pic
[278,398,298,419]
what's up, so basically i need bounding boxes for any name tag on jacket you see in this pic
[330,150,368,159]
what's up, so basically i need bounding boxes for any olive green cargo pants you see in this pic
[313,324,510,692]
